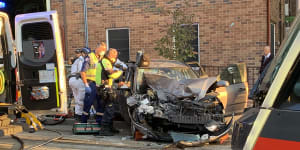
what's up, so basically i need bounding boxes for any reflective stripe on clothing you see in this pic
[96,112,104,116]
[82,111,89,115]
[85,52,98,81]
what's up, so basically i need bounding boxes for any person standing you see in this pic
[98,48,124,136]
[80,44,106,124]
[259,46,273,74]
[68,49,85,121]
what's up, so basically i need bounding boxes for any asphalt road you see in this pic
[0,119,231,150]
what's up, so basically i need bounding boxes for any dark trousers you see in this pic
[81,81,104,124]
[101,91,115,126]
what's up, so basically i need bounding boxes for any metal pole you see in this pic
[63,0,68,60]
[83,0,88,48]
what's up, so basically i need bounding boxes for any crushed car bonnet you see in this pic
[144,73,217,100]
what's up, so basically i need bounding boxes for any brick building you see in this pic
[3,0,295,86]
[51,0,268,68]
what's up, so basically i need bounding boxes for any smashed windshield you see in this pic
[136,67,198,92]
[259,15,300,92]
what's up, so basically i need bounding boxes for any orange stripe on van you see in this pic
[254,137,300,150]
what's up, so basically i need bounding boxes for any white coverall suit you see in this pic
[69,56,85,116]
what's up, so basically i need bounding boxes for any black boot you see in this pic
[98,125,114,136]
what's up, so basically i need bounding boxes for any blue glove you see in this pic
[85,86,92,94]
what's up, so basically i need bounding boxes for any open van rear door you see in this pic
[0,12,16,104]
[15,11,67,114]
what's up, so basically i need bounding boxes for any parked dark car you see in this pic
[117,58,248,143]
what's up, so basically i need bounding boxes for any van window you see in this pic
[21,22,55,63]
[273,55,300,110]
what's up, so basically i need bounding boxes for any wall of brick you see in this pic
[51,0,268,69]
[270,0,285,50]
[289,0,297,16]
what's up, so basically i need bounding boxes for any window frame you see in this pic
[106,28,130,61]
[20,21,55,63]
[180,23,200,65]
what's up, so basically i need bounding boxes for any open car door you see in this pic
[0,12,16,104]
[15,11,67,114]
[220,63,248,115]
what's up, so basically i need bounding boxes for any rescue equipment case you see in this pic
[72,123,101,135]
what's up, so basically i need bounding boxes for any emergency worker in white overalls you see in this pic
[68,49,85,121]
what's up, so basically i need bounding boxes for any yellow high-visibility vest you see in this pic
[86,52,98,81]
[102,58,123,86]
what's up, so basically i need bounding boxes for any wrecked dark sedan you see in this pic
[117,58,248,144]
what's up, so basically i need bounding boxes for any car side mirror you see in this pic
[216,80,229,87]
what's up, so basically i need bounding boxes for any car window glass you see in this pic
[220,64,243,85]
[273,55,300,110]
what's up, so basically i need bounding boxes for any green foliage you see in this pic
[285,16,295,24]
[154,6,196,62]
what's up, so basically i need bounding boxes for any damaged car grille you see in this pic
[168,114,223,124]
[126,71,230,141]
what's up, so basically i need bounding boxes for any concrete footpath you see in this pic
[0,119,231,150]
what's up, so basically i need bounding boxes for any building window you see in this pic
[183,24,199,66]
[106,28,130,62]
[271,23,276,56]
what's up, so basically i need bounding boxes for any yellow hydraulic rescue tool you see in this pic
[14,104,44,132]
[0,103,44,132]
